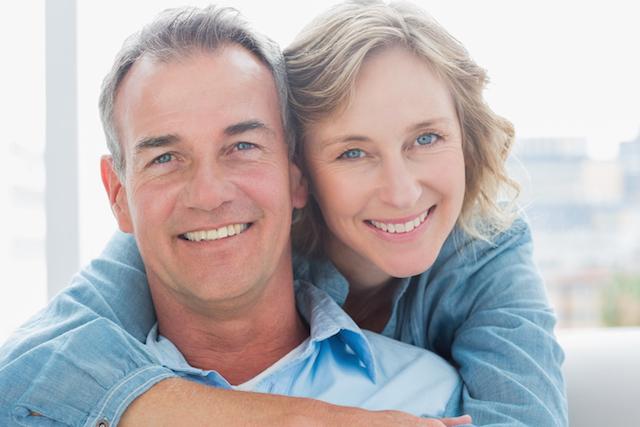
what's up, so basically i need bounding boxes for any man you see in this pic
[0,6,469,426]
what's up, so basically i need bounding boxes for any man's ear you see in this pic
[289,162,308,210]
[100,155,133,233]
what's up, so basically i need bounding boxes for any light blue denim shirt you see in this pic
[0,217,567,426]
[142,281,463,418]
[295,218,568,426]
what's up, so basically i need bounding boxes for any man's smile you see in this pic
[180,223,252,242]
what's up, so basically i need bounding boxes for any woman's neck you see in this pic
[342,278,398,333]
[326,238,396,333]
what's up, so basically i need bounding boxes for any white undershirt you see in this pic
[233,338,310,391]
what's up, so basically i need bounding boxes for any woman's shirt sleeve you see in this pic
[0,231,166,426]
[419,219,568,426]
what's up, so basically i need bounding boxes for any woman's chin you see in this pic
[380,244,443,278]
[381,258,436,279]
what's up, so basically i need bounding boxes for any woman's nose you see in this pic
[377,157,422,209]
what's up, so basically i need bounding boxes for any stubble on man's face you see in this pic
[105,46,307,316]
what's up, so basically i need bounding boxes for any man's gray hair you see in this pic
[99,5,294,179]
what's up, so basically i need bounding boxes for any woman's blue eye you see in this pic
[236,142,256,151]
[416,133,439,146]
[154,153,173,164]
[338,149,365,160]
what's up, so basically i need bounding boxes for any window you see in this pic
[2,0,639,343]
[0,1,46,341]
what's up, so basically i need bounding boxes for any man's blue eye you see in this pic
[416,133,438,146]
[339,149,365,160]
[154,153,173,164]
[236,142,256,151]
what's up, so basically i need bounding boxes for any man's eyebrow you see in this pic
[224,120,274,136]
[133,121,274,153]
[134,135,179,153]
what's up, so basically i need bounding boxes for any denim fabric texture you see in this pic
[296,217,568,426]
[0,217,566,426]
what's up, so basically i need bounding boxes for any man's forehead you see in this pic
[138,42,264,71]
[113,45,283,148]
[121,45,272,96]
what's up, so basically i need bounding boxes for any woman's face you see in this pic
[303,46,466,283]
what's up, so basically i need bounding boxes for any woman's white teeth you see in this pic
[183,224,248,242]
[370,210,430,234]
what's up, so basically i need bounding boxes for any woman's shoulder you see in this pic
[406,215,546,334]
[417,214,538,301]
[435,214,533,268]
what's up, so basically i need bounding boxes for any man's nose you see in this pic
[377,156,422,209]
[183,162,235,211]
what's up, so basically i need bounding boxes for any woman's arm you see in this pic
[0,231,470,426]
[0,231,159,425]
[0,317,175,426]
[1,320,466,426]
[426,218,568,426]
[1,230,153,362]
[120,378,470,427]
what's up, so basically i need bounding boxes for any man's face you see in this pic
[102,46,306,311]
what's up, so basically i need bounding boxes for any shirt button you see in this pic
[96,420,109,427]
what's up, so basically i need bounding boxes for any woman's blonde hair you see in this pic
[285,0,519,257]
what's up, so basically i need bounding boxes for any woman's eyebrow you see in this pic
[321,118,455,148]
[322,134,371,147]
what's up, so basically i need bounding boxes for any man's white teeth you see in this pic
[370,210,430,234]
[183,224,248,242]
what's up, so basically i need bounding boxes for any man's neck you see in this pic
[151,277,309,385]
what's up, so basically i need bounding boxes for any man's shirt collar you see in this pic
[145,280,377,384]
[294,280,377,380]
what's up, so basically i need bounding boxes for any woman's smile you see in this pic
[366,205,436,235]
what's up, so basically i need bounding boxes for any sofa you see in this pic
[557,327,640,426]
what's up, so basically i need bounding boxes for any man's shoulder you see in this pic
[355,329,461,418]
[362,329,457,376]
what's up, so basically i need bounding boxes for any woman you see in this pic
[285,3,566,425]
[2,1,566,425]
